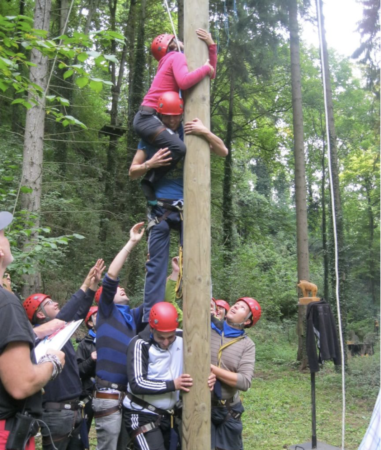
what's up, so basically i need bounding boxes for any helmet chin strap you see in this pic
[227,312,252,329]
[38,304,53,323]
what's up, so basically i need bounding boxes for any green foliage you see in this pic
[0,14,122,128]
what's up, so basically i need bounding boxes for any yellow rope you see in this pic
[175,245,183,299]
[217,335,245,368]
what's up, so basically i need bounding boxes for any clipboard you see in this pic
[34,319,83,362]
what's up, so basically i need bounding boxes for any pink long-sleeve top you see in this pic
[142,44,217,109]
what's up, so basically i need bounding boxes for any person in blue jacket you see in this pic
[23,259,105,450]
[92,222,145,450]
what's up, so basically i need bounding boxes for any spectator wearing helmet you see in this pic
[133,29,217,203]
[22,259,105,450]
[123,302,215,450]
[210,297,261,450]
[0,212,65,450]
[215,299,230,321]
[76,306,98,434]
[92,222,145,450]
[130,92,228,324]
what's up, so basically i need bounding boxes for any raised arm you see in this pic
[108,222,145,280]
[184,118,228,157]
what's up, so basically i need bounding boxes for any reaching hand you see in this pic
[171,256,180,273]
[92,259,106,285]
[129,222,145,244]
[89,259,106,291]
[174,374,193,392]
[91,351,97,360]
[149,148,172,169]
[184,118,208,137]
[82,259,106,291]
[196,28,215,46]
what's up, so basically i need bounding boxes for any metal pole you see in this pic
[311,372,317,449]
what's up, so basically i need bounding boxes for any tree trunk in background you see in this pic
[20,0,52,297]
[365,181,376,310]
[317,0,347,360]
[126,0,137,126]
[53,0,73,175]
[177,0,184,41]
[99,0,119,243]
[321,141,329,301]
[60,0,70,34]
[222,70,234,263]
[124,0,147,294]
[288,0,310,369]
[84,0,100,34]
[11,0,27,133]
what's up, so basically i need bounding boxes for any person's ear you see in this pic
[244,318,251,327]
[36,310,46,320]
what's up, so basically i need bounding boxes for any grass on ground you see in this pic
[242,321,380,450]
[35,321,380,449]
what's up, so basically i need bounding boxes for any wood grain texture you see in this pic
[182,0,211,449]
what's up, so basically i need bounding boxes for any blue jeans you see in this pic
[143,205,183,322]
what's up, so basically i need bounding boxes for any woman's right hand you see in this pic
[149,148,172,168]
[204,60,214,78]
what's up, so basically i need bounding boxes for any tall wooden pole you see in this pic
[182,0,211,448]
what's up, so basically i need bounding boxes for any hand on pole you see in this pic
[184,118,208,137]
[208,372,216,391]
[174,374,193,392]
[196,28,215,46]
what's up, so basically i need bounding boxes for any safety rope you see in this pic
[217,334,245,367]
[315,1,346,448]
[162,0,182,52]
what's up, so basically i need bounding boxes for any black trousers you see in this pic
[124,409,180,450]
[211,401,244,450]
[133,111,186,181]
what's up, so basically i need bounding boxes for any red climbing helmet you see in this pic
[237,297,261,327]
[151,34,175,61]
[23,293,50,322]
[157,91,184,115]
[215,299,230,312]
[94,287,102,303]
[149,302,178,332]
[85,306,98,329]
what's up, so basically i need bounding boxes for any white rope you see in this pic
[44,0,76,96]
[162,0,182,52]
[315,0,346,449]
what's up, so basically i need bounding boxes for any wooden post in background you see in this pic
[182,0,211,449]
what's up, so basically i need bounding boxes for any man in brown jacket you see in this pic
[210,297,261,450]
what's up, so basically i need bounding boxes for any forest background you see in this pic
[0,0,380,447]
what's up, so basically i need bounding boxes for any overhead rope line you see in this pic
[315,1,346,449]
